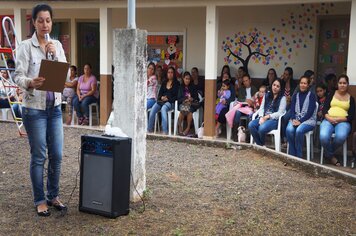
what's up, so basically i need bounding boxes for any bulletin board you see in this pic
[147,32,186,77]
[316,16,350,82]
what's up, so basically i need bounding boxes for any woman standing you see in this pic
[72,63,98,125]
[286,76,317,158]
[14,3,67,216]
[147,66,179,135]
[147,62,157,110]
[248,79,286,146]
[320,75,355,166]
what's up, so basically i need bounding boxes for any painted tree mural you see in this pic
[222,3,335,72]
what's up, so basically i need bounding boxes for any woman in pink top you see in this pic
[72,63,98,125]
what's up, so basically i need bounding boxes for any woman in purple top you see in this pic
[72,63,98,125]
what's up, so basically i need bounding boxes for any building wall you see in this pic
[111,7,206,74]
[218,3,351,79]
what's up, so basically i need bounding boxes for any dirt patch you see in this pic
[0,122,355,235]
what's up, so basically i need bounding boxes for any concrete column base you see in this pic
[113,28,147,201]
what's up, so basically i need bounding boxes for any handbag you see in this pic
[179,102,191,113]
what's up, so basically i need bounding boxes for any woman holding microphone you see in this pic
[14,3,67,216]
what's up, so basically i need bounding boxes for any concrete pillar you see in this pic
[204,4,218,138]
[13,8,26,43]
[347,0,356,85]
[100,7,113,125]
[113,29,147,201]
[70,18,76,64]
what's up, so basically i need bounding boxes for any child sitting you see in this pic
[316,83,327,121]
[254,85,266,112]
[215,80,231,136]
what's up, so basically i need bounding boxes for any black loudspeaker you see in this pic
[79,134,132,218]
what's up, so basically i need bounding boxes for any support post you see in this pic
[204,4,218,138]
[347,0,356,85]
[113,29,147,201]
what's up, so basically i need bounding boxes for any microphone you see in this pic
[44,33,53,60]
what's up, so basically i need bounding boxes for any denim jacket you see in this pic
[14,32,67,110]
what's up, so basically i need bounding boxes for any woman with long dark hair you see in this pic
[248,78,286,146]
[147,66,179,135]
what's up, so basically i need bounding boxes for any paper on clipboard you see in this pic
[37,59,70,92]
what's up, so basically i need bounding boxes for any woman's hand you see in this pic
[325,114,338,124]
[29,77,45,89]
[292,119,301,126]
[45,41,56,58]
[246,99,254,107]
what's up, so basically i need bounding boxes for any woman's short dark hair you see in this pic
[32,3,53,21]
[84,63,92,69]
[303,70,314,79]
[315,83,327,90]
[70,65,77,73]
[299,75,311,85]
[183,71,191,78]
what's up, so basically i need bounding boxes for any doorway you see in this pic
[316,16,350,82]
[77,22,100,79]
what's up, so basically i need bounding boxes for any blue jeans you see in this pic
[22,105,63,206]
[147,98,156,110]
[319,120,351,159]
[12,103,22,118]
[147,101,173,134]
[72,95,97,118]
[286,121,314,158]
[233,110,248,127]
[248,118,278,146]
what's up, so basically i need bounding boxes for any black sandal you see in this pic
[47,200,68,211]
[330,157,341,166]
[36,206,50,217]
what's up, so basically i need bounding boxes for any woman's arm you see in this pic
[322,91,334,116]
[299,93,316,123]
[270,96,287,120]
[13,43,34,90]
[346,96,355,124]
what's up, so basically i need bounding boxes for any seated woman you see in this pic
[62,65,78,125]
[177,71,199,136]
[233,74,257,128]
[147,66,179,135]
[147,62,157,110]
[286,76,317,158]
[262,68,277,89]
[319,74,355,166]
[248,78,286,146]
[72,63,98,125]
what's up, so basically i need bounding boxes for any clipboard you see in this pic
[37,59,70,92]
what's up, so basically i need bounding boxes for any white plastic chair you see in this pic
[226,101,250,141]
[153,101,177,136]
[0,108,10,120]
[88,103,99,126]
[320,133,348,167]
[250,110,286,152]
[287,102,318,161]
[173,99,202,136]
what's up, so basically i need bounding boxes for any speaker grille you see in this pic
[82,153,113,212]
